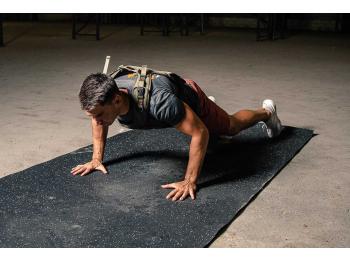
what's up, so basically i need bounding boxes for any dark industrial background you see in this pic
[1,14,350,46]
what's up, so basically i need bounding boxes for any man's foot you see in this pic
[261,99,283,138]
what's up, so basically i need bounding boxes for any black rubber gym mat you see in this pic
[0,123,313,247]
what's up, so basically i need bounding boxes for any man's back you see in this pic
[115,73,200,129]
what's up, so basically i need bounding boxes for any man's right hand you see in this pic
[71,159,108,176]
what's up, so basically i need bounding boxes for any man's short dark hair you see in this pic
[79,73,119,111]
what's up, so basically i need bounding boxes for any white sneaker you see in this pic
[208,96,216,103]
[261,99,283,138]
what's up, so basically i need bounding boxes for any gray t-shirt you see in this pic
[115,73,200,129]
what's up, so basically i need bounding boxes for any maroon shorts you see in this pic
[184,79,231,135]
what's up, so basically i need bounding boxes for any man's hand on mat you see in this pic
[71,159,108,176]
[161,180,197,201]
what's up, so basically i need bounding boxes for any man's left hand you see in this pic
[161,180,197,201]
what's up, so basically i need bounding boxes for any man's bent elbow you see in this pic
[198,125,209,143]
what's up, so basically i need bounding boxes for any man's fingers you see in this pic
[80,168,91,176]
[161,183,176,189]
[189,189,195,200]
[71,166,78,172]
[72,166,85,175]
[179,191,189,201]
[172,191,183,201]
[72,162,108,176]
[96,164,108,174]
[166,189,177,199]
[71,165,82,172]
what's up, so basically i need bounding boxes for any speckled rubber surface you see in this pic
[0,123,313,247]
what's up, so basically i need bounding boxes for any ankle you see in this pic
[263,108,271,120]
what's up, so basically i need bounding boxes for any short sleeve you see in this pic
[150,90,185,126]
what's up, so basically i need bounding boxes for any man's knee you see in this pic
[228,116,242,135]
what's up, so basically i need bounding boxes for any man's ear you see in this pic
[113,93,121,104]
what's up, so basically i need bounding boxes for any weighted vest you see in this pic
[109,65,186,112]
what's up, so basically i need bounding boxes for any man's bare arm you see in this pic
[91,118,108,162]
[71,118,109,176]
[161,102,209,201]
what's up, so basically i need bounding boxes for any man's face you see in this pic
[85,95,122,126]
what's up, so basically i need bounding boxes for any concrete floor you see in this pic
[0,22,349,247]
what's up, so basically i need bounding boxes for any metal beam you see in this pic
[72,14,101,40]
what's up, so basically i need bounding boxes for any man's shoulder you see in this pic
[152,75,178,93]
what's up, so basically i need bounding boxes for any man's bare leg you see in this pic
[228,108,271,136]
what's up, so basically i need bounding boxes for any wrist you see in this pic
[184,175,197,184]
[92,156,102,161]
[91,158,102,167]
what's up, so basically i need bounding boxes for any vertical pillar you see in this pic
[140,14,145,36]
[72,14,76,39]
[0,14,4,47]
[96,14,100,40]
[200,13,204,35]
